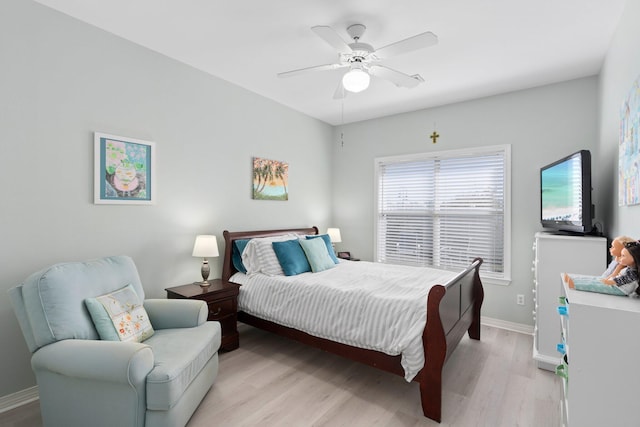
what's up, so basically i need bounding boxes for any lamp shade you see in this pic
[342,67,370,93]
[327,228,342,243]
[192,235,219,258]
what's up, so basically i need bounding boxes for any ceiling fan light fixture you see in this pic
[342,67,370,93]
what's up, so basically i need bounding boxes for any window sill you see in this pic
[480,276,511,286]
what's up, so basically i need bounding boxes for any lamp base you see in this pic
[199,260,211,288]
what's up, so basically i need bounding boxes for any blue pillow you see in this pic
[306,234,339,264]
[299,238,336,272]
[232,239,250,273]
[272,239,311,276]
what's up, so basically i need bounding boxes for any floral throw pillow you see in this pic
[85,284,154,342]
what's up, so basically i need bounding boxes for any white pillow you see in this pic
[85,284,154,342]
[242,234,298,275]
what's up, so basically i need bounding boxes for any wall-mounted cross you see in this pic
[430,131,440,144]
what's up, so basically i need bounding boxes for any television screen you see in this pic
[540,150,593,234]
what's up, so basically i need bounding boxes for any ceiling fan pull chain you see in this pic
[341,100,345,148]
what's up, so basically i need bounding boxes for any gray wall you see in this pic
[331,77,601,326]
[598,0,640,238]
[0,0,333,397]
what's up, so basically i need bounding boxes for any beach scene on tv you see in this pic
[541,158,583,222]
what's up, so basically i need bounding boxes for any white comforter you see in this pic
[231,260,457,381]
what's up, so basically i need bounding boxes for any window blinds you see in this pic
[376,147,509,279]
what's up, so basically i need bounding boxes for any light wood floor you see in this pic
[1,324,561,427]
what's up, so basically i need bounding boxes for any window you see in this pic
[375,145,511,283]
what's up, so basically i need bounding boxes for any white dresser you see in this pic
[532,232,606,370]
[559,279,640,426]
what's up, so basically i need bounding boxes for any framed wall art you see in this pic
[619,74,640,206]
[252,157,288,201]
[94,132,156,205]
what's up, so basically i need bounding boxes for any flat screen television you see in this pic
[540,150,594,234]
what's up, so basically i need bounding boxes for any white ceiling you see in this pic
[34,0,627,125]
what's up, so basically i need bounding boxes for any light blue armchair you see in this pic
[8,255,221,427]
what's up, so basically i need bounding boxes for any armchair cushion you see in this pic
[85,284,154,342]
[144,321,221,410]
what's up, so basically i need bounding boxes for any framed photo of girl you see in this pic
[94,132,156,205]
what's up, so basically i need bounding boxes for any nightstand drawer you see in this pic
[165,279,240,351]
[207,299,234,320]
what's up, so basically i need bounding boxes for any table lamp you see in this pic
[192,235,219,287]
[327,228,342,253]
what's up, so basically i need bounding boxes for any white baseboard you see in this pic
[482,316,534,335]
[0,386,39,413]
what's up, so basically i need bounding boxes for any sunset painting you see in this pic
[252,157,288,201]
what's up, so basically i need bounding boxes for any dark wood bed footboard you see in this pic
[222,227,484,423]
[420,257,484,422]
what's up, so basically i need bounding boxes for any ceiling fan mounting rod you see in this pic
[347,23,366,42]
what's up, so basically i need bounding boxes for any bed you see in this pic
[221,226,484,423]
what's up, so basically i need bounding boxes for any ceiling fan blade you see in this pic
[369,65,424,88]
[277,63,345,78]
[375,31,438,59]
[311,26,353,54]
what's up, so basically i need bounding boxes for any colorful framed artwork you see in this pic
[252,157,288,200]
[94,132,156,205]
[619,74,640,206]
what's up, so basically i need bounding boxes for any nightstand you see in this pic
[165,279,239,351]
[337,251,360,261]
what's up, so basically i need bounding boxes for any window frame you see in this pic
[374,144,512,285]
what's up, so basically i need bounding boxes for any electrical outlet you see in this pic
[517,294,525,305]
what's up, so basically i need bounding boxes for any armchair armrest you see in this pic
[144,299,208,329]
[32,339,153,384]
[32,340,153,427]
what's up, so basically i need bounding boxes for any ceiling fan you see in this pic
[278,24,438,98]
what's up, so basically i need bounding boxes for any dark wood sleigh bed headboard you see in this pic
[221,226,319,282]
